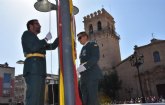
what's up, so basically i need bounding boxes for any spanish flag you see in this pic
[58,0,82,105]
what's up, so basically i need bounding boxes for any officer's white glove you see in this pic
[45,32,52,41]
[76,70,80,78]
[77,64,86,73]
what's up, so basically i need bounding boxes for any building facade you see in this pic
[116,39,165,100]
[0,63,15,104]
[14,74,26,103]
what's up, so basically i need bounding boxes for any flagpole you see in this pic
[60,0,75,104]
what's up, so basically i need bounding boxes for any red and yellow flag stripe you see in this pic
[69,0,82,105]
[58,0,65,105]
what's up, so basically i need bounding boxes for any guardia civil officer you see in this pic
[21,19,58,105]
[77,31,102,105]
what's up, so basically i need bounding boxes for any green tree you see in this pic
[100,70,122,101]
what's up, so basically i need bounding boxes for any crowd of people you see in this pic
[111,96,165,104]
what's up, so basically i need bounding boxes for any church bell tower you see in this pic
[83,8,121,73]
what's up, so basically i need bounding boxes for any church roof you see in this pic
[136,38,165,49]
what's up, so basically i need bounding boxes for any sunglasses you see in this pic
[78,36,82,41]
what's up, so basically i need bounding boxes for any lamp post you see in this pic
[16,60,25,104]
[129,45,145,103]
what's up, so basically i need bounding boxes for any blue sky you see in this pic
[0,0,165,76]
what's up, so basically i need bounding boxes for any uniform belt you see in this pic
[26,53,45,58]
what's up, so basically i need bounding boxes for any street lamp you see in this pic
[129,45,145,103]
[16,60,24,64]
[34,0,79,15]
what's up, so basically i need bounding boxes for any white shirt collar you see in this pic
[83,41,89,46]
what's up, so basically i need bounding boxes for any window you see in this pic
[89,24,93,34]
[107,22,110,29]
[3,73,11,97]
[153,51,160,62]
[97,21,102,31]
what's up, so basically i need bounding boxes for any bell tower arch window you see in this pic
[89,24,93,34]
[97,21,102,31]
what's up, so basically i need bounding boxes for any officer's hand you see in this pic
[77,65,86,73]
[45,32,52,41]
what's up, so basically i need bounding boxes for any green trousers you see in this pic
[80,77,100,105]
[24,74,45,105]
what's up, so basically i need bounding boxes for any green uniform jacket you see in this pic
[79,41,102,80]
[21,31,58,77]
